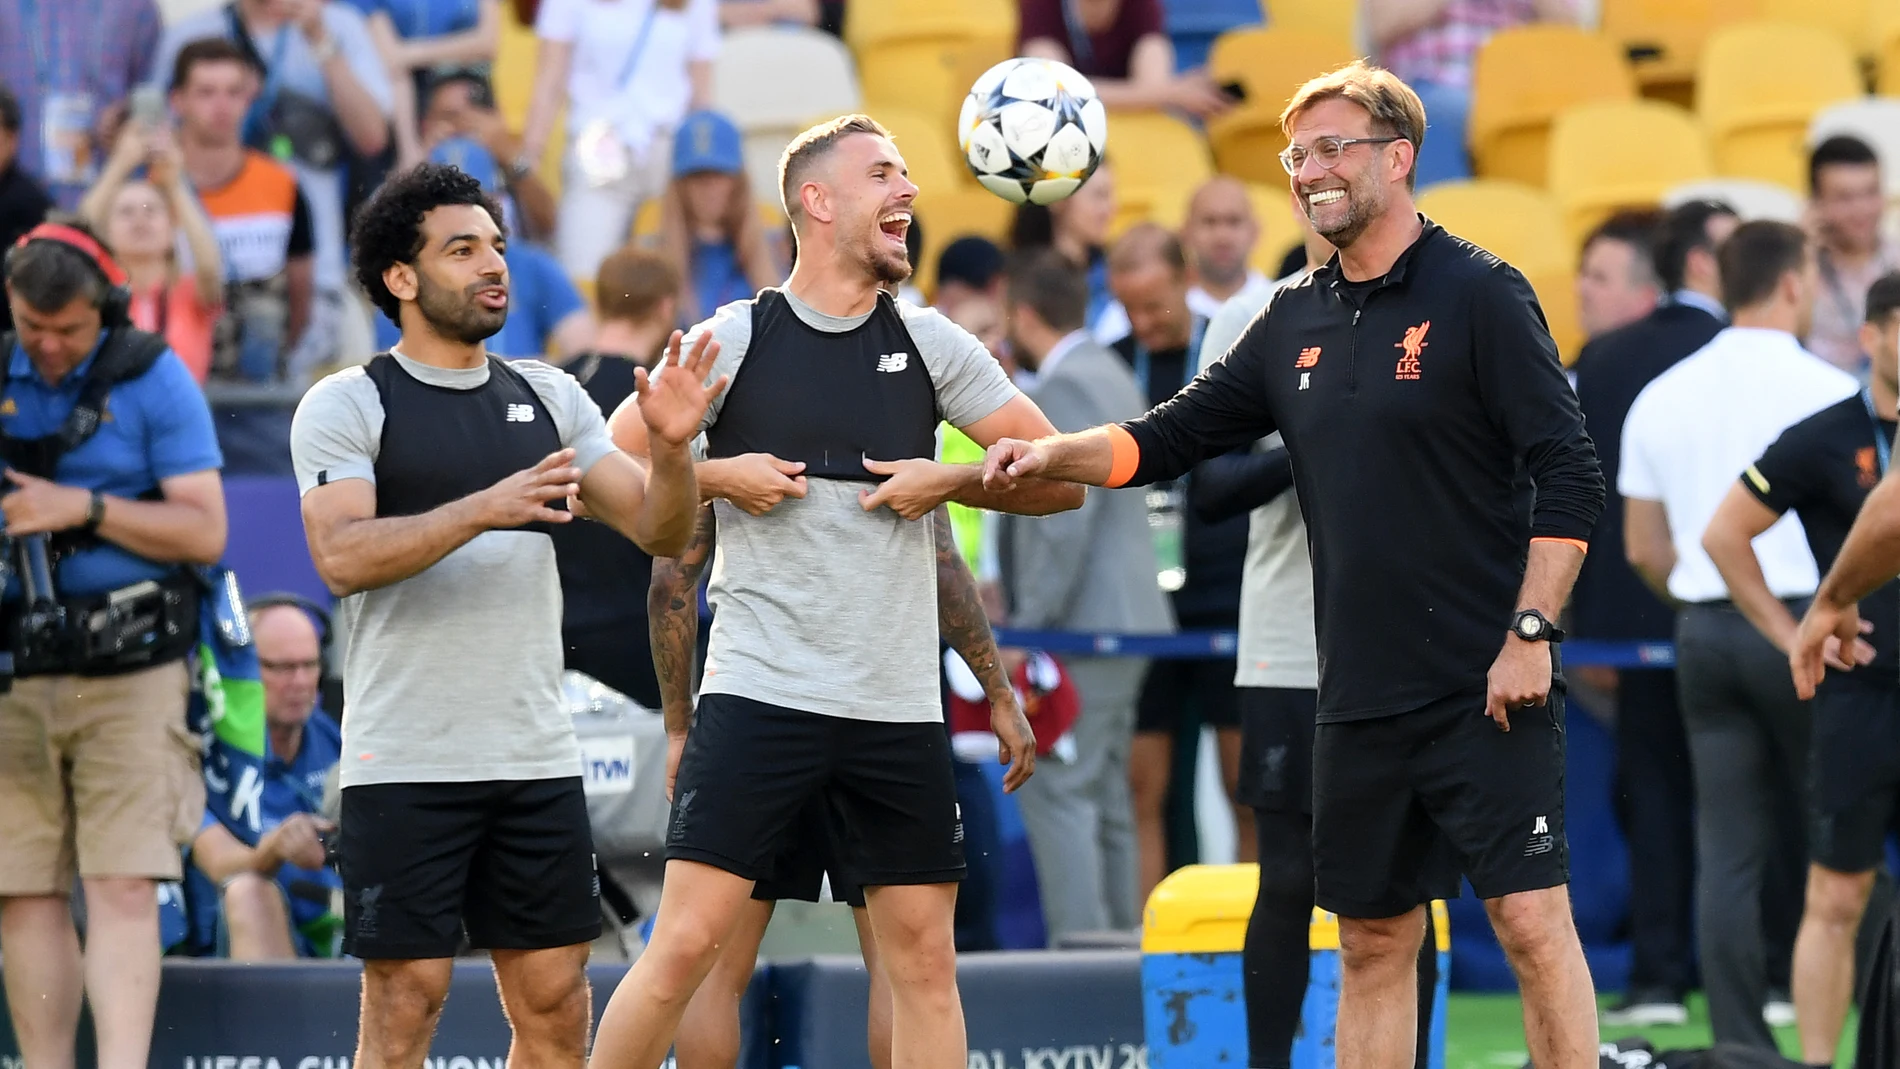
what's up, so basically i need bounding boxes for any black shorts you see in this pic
[668,693,964,889]
[1137,656,1241,733]
[1809,673,1900,873]
[1237,686,1317,813]
[1313,685,1568,919]
[337,777,602,959]
[752,798,867,908]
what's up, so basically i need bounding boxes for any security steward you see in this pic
[0,218,226,1068]
[981,62,1605,1069]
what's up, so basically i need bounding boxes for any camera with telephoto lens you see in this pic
[9,534,74,682]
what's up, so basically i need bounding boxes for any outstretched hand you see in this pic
[636,330,729,449]
[1792,599,1868,700]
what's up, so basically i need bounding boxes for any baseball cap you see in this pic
[429,136,500,192]
[672,110,744,177]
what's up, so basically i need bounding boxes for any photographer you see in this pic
[0,218,226,1069]
[189,599,341,960]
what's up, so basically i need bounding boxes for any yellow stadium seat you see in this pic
[495,10,566,194]
[1877,3,1900,94]
[1548,100,1714,249]
[1698,22,1864,191]
[844,0,1016,52]
[1757,0,1875,54]
[1106,111,1216,235]
[1246,182,1307,277]
[1262,0,1359,53]
[860,36,1013,131]
[1467,26,1637,188]
[914,186,1015,247]
[1415,180,1582,361]
[1205,28,1360,185]
[1601,0,1762,94]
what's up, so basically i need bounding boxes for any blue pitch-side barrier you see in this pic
[0,954,1145,1069]
[993,628,1678,668]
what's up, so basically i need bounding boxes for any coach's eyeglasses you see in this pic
[1279,135,1405,176]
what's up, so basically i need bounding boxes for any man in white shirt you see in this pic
[1620,220,1858,1051]
[1181,176,1273,321]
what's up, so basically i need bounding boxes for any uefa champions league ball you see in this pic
[958,57,1109,206]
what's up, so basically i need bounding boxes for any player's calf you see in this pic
[356,958,455,1069]
[494,945,592,1067]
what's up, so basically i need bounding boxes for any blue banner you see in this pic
[993,629,1678,668]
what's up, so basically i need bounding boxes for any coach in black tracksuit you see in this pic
[982,64,1606,1069]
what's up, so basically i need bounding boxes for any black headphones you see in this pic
[247,591,336,678]
[5,222,134,328]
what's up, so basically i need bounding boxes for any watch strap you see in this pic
[84,490,105,531]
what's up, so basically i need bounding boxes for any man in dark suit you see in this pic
[1572,198,1738,1027]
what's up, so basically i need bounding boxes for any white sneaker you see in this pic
[1764,998,1797,1028]
[1601,997,1690,1028]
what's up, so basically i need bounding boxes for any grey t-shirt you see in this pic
[289,352,618,788]
[688,291,1019,722]
[1200,277,1318,691]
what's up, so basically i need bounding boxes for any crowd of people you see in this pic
[4,2,1900,1069]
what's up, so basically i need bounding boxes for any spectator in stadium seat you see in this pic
[351,0,503,170]
[0,0,164,210]
[0,87,56,333]
[521,0,720,279]
[152,0,398,382]
[187,601,343,960]
[1018,0,1232,119]
[1572,198,1737,1030]
[169,39,318,387]
[419,71,558,243]
[552,245,682,709]
[79,126,228,384]
[1576,209,1663,342]
[719,0,819,29]
[1368,0,1579,188]
[1011,160,1121,342]
[1621,221,1853,1049]
[370,138,594,360]
[1106,223,1252,903]
[660,110,782,326]
[934,236,1008,323]
[1804,136,1900,374]
[1001,247,1174,941]
[1181,176,1271,322]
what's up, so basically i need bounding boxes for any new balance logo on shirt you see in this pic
[876,352,909,373]
[505,403,536,423]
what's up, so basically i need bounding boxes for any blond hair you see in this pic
[1280,61,1428,190]
[777,113,892,223]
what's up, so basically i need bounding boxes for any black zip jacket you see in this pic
[1111,219,1604,722]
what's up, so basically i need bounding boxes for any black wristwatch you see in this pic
[1510,608,1565,643]
[83,490,106,531]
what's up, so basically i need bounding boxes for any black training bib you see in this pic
[367,353,565,532]
[705,289,937,481]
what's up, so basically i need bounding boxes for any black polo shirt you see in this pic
[1114,218,1604,722]
[1742,394,1900,679]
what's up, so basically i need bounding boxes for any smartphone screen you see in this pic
[129,86,166,128]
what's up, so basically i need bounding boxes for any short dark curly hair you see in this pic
[350,163,507,324]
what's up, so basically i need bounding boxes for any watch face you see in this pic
[1517,612,1543,637]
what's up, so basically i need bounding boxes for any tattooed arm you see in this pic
[933,506,1037,791]
[649,504,717,800]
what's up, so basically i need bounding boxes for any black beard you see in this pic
[415,270,507,344]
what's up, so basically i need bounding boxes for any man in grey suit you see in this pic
[1001,248,1176,940]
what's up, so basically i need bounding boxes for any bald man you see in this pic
[1181,177,1272,320]
[188,603,343,959]
[1105,223,1254,903]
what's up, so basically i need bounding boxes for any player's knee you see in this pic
[643,915,730,994]
[362,962,451,1047]
[1253,856,1312,918]
[1338,914,1421,973]
[1808,868,1875,928]
[220,874,288,953]
[1486,888,1578,969]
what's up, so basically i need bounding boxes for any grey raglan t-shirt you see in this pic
[686,291,1019,723]
[289,352,618,788]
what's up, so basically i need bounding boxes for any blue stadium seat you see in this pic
[1166,0,1266,70]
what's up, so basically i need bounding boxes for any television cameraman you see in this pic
[0,217,227,1069]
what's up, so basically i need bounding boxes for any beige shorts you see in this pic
[0,660,200,894]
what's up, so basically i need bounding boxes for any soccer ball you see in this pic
[958,57,1109,206]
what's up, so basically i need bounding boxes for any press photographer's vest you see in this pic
[704,289,937,481]
[365,354,565,530]
[0,327,199,675]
